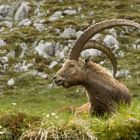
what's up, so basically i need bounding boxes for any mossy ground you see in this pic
[0,0,140,139]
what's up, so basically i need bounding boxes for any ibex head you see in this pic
[53,19,140,88]
[53,58,89,88]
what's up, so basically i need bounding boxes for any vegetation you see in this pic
[0,0,140,139]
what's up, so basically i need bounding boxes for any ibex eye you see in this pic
[69,64,75,67]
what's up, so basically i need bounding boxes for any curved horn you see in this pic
[82,40,117,77]
[69,19,140,60]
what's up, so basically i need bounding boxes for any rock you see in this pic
[132,40,140,49]
[30,70,48,79]
[49,11,63,22]
[18,18,32,26]
[0,56,8,64]
[91,33,101,40]
[35,41,55,58]
[76,31,83,38]
[0,21,13,28]
[81,49,101,58]
[37,72,48,79]
[14,2,31,21]
[48,61,58,69]
[55,50,65,59]
[106,28,117,37]
[0,5,10,19]
[132,44,140,49]
[60,27,76,38]
[33,23,45,32]
[7,51,15,58]
[63,9,77,15]
[116,69,130,78]
[116,50,124,58]
[34,6,46,17]
[7,78,14,86]
[14,61,33,72]
[0,39,6,47]
[19,43,28,58]
[103,35,119,49]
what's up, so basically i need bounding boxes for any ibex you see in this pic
[53,19,140,116]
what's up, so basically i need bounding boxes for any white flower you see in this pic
[51,112,55,116]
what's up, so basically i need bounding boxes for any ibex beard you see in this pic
[53,19,140,116]
[53,58,131,116]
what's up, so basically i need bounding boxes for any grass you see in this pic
[0,0,140,139]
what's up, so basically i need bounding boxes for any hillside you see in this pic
[0,0,140,139]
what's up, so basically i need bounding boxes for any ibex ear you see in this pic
[84,57,91,67]
[85,58,90,63]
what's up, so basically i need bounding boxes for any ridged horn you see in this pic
[82,40,117,77]
[69,19,140,60]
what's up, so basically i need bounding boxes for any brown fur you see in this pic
[53,59,131,116]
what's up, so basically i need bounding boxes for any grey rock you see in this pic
[7,78,14,86]
[81,49,101,58]
[34,6,46,17]
[0,5,10,19]
[76,31,83,38]
[7,51,15,58]
[116,50,124,58]
[49,11,63,22]
[0,39,6,47]
[0,21,13,28]
[63,9,77,15]
[35,41,54,58]
[104,35,119,49]
[0,56,8,64]
[18,18,32,26]
[55,50,65,59]
[19,43,28,58]
[91,33,101,40]
[116,69,131,79]
[106,28,117,37]
[14,61,33,72]
[48,61,58,69]
[60,27,76,38]
[14,2,31,21]
[33,23,45,32]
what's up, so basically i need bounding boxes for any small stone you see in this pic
[63,9,77,15]
[48,61,58,69]
[76,31,83,38]
[0,39,6,47]
[37,72,48,79]
[35,41,54,58]
[14,2,31,21]
[0,5,10,19]
[0,21,13,28]
[81,49,101,58]
[7,51,15,58]
[60,27,76,38]
[18,18,32,26]
[91,33,101,40]
[107,28,117,37]
[104,35,119,49]
[1,57,8,64]
[33,23,45,32]
[116,69,130,78]
[49,11,63,22]
[7,78,14,86]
